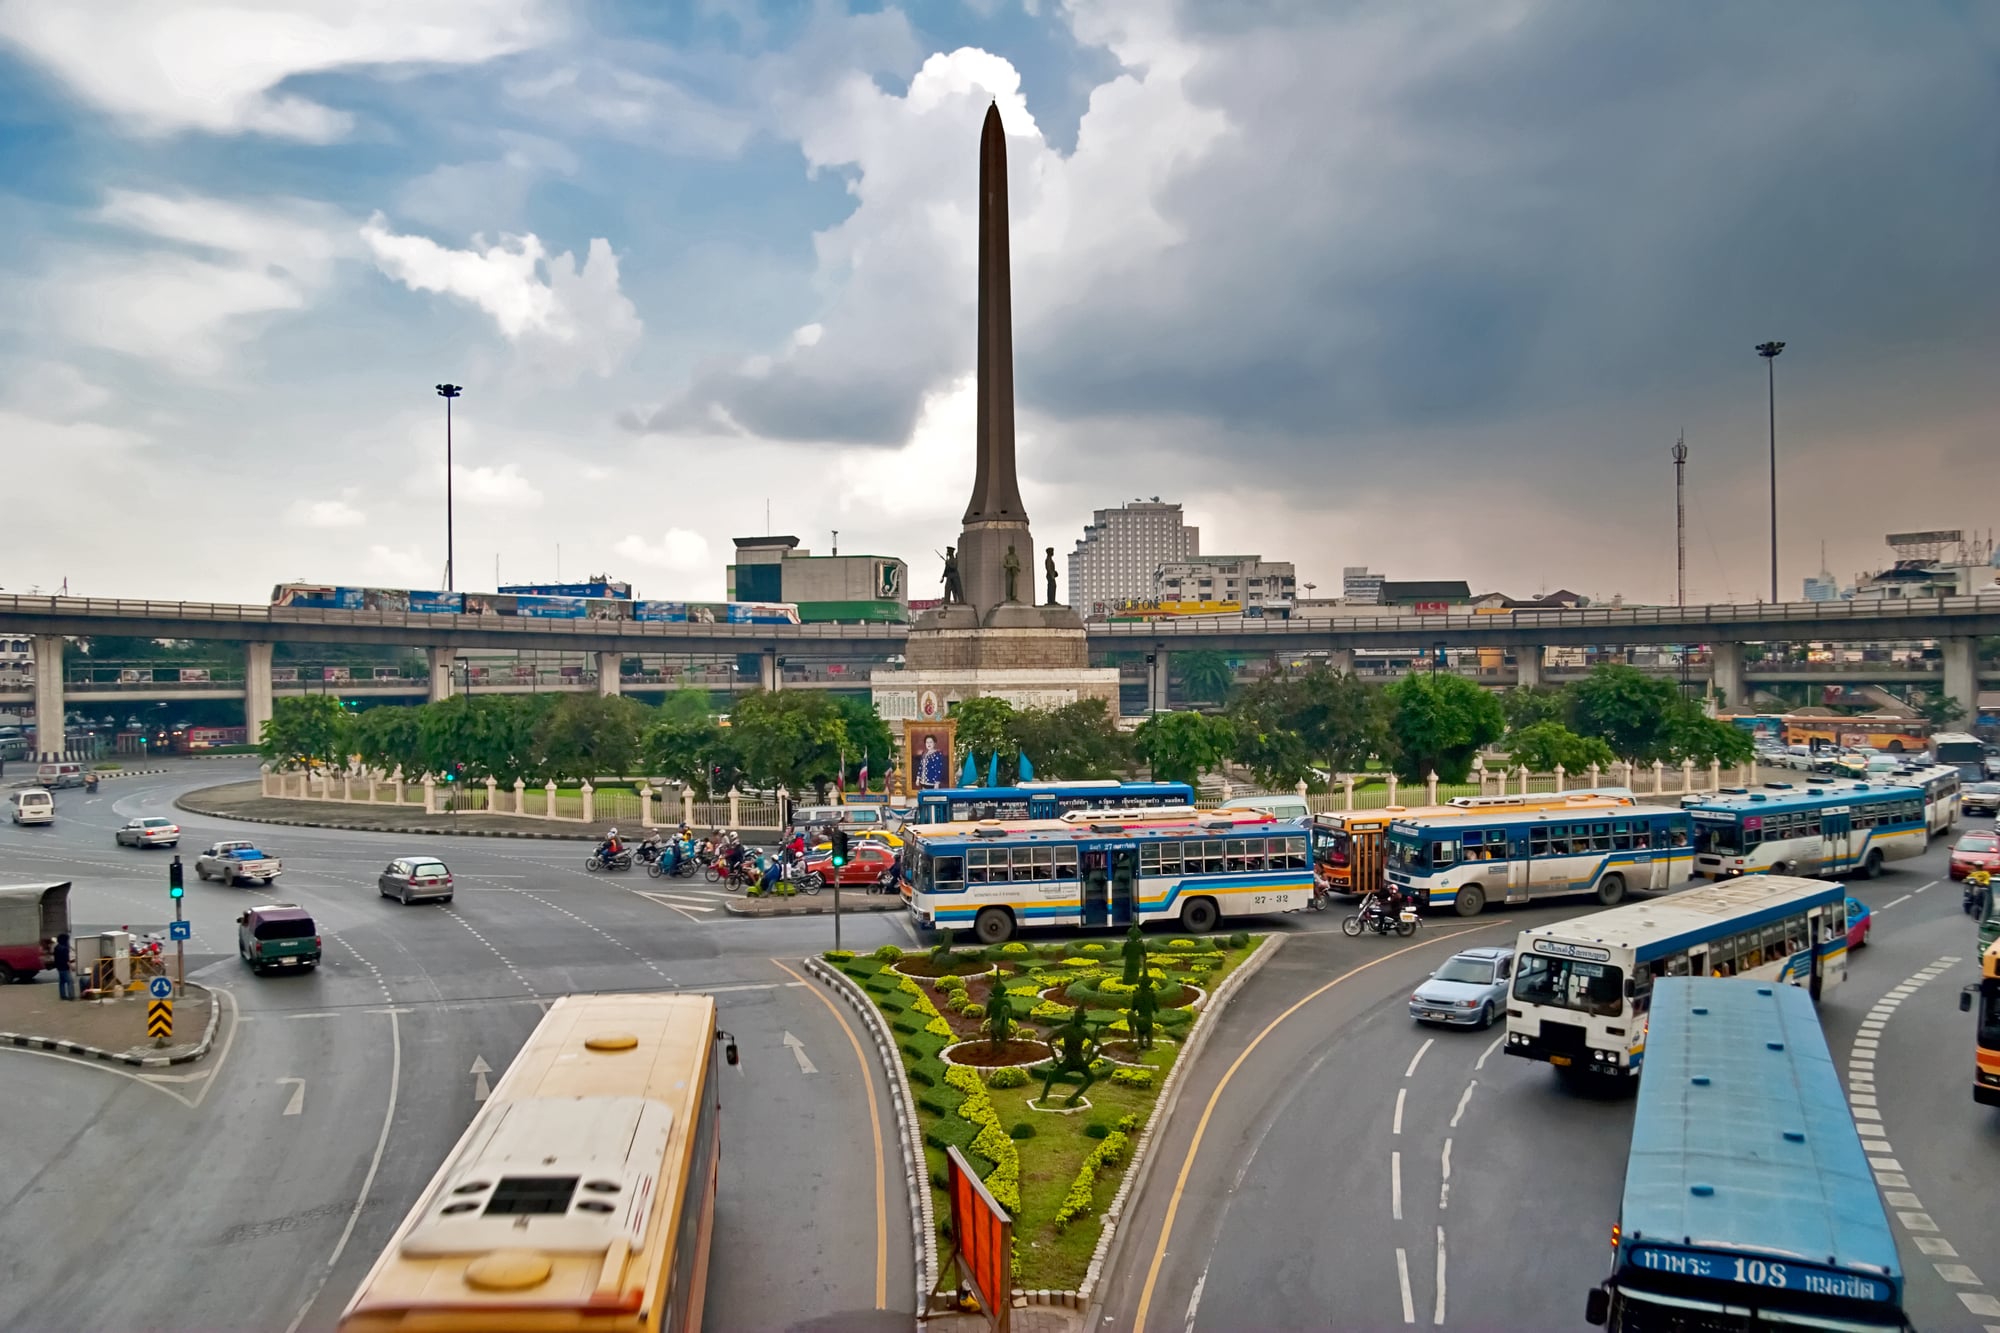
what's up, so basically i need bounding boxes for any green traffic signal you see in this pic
[169,857,184,898]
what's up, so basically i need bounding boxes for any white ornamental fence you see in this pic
[258,767,790,831]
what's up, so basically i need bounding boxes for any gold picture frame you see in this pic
[903,719,958,794]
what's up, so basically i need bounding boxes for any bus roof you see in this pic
[1391,803,1685,833]
[1683,781,1920,814]
[921,780,1191,796]
[905,818,1305,848]
[1324,790,1637,830]
[1621,978,1901,1300]
[1516,874,1841,963]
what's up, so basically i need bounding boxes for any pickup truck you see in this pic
[196,841,283,886]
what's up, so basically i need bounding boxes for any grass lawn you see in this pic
[826,933,1258,1291]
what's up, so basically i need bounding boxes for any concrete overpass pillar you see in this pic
[1943,636,1978,726]
[758,649,781,692]
[596,651,621,697]
[1327,648,1355,675]
[244,642,275,744]
[427,647,457,703]
[32,634,64,761]
[1711,642,1745,709]
[1148,648,1170,713]
[1516,646,1544,690]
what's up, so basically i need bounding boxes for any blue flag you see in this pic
[1018,752,1035,782]
[988,752,1000,788]
[959,751,977,786]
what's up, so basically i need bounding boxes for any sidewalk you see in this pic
[177,780,605,840]
[0,976,219,1067]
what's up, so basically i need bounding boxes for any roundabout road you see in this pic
[1093,832,2000,1333]
[0,761,916,1332]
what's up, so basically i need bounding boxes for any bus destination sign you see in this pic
[1624,1245,1894,1305]
[1531,940,1612,962]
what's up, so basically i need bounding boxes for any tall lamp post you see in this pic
[1754,343,1784,603]
[432,386,458,588]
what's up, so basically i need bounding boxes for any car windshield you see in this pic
[1513,954,1624,1016]
[1433,958,1495,985]
[1958,835,1998,853]
[412,862,449,878]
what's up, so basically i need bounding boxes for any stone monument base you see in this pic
[873,608,1118,725]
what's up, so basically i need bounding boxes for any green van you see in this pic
[237,904,321,974]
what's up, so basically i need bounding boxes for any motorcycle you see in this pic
[1966,883,1990,918]
[1341,892,1419,938]
[585,847,636,873]
[634,840,664,867]
[84,774,99,793]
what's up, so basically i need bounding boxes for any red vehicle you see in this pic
[805,842,899,891]
[1950,831,2000,881]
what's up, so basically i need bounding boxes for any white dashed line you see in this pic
[1474,1033,1503,1071]
[1404,1038,1434,1079]
[1448,1081,1476,1129]
[1395,1247,1415,1324]
[1391,1150,1403,1220]
[1392,1087,1405,1135]
[1879,893,1912,911]
[436,908,539,999]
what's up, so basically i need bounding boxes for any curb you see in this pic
[723,897,904,918]
[0,979,223,1069]
[1077,933,1286,1320]
[173,795,603,840]
[805,957,934,1325]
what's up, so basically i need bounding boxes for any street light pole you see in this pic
[1755,343,1784,603]
[435,384,463,592]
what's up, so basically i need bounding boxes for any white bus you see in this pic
[1384,804,1694,918]
[1503,873,1849,1080]
[1685,780,1926,881]
[1884,761,1961,835]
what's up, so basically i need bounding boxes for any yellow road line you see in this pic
[772,958,888,1308]
[1131,921,1508,1333]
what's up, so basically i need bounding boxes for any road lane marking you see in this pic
[771,958,886,1309]
[782,1031,818,1074]
[1129,921,1507,1333]
[1914,879,1937,893]
[277,1077,304,1116]
[470,1055,492,1102]
[1439,1138,1453,1212]
[1404,1038,1435,1079]
[286,1012,337,1020]
[1183,1262,1208,1333]
[1879,893,1912,911]
[1395,1247,1415,1324]
[1392,1087,1405,1135]
[1448,1082,1476,1129]
[1434,1226,1448,1325]
[1474,1033,1503,1071]
[1391,1151,1402,1220]
[283,1006,402,1333]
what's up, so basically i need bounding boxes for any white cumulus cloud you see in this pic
[452,462,543,509]
[0,0,553,141]
[362,216,642,380]
[287,497,366,529]
[615,530,710,571]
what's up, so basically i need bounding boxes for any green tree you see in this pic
[1499,685,1570,732]
[1505,721,1618,774]
[1229,667,1392,787]
[1663,708,1757,766]
[950,696,1018,768]
[351,705,426,777]
[420,695,549,784]
[729,690,850,797]
[1134,710,1237,785]
[1176,650,1235,704]
[257,696,352,771]
[1912,689,1969,730]
[644,692,724,796]
[834,695,896,790]
[1011,698,1131,778]
[1570,664,1684,761]
[1384,673,1504,783]
[531,694,650,783]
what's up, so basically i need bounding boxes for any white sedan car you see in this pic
[115,817,181,848]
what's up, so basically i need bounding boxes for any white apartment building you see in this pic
[1343,566,1385,604]
[1069,500,1199,619]
[1155,556,1296,609]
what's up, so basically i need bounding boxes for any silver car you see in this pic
[115,816,181,848]
[378,856,455,905]
[1409,946,1515,1028]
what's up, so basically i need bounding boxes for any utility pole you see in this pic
[1673,432,1688,608]
[435,384,463,591]
[1755,342,1784,602]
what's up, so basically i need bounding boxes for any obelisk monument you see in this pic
[873,102,1116,729]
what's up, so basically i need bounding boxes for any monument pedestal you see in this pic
[872,601,1119,726]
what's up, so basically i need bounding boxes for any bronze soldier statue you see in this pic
[1002,545,1021,604]
[941,546,965,605]
[1045,547,1059,605]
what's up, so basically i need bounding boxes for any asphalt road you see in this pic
[1091,828,2000,1333]
[0,760,917,1333]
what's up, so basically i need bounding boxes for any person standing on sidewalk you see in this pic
[54,933,74,1000]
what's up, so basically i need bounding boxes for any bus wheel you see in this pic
[1180,897,1220,934]
[1859,850,1883,880]
[1596,874,1627,906]
[1453,885,1485,917]
[973,908,1014,945]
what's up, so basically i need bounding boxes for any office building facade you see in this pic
[1068,501,1199,619]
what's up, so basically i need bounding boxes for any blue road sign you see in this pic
[169,920,191,941]
[147,975,173,1000]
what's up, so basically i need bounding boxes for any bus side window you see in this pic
[1433,840,1458,868]
[1667,822,1688,848]
[1287,836,1309,869]
[1243,839,1268,872]
[934,856,964,891]
[1031,847,1054,882]
[1156,841,1182,876]
[1529,827,1550,857]
[1612,821,1632,851]
[1053,847,1079,881]
[1591,823,1612,852]
[1633,822,1652,850]
[966,848,989,884]
[1140,842,1161,877]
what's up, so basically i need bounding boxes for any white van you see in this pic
[9,789,54,825]
[1217,793,1312,822]
[35,762,85,789]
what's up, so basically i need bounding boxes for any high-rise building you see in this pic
[1068,500,1199,619]
[1802,571,1842,602]
[1343,566,1385,604]
[1155,556,1296,608]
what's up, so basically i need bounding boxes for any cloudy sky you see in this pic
[1,0,1993,607]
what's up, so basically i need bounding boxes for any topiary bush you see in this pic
[1167,939,1199,951]
[1227,931,1251,949]
[1084,1121,1111,1140]
[892,1020,918,1035]
[1080,942,1107,954]
[1029,1000,1070,1022]
[986,1066,1030,1089]
[873,944,904,961]
[918,1095,946,1116]
[1053,1130,1131,1231]
[824,949,856,961]
[1001,941,1030,955]
[1111,1067,1156,1088]
[1116,1111,1144,1133]
[960,1002,984,1019]
[937,974,968,995]
[1005,983,1040,998]
[1008,1121,1037,1140]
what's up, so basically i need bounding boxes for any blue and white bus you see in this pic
[901,817,1312,943]
[1586,977,1909,1332]
[910,780,1195,826]
[1384,804,1694,917]
[1505,874,1849,1079]
[1686,780,1925,881]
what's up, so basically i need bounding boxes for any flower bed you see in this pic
[941,1039,1054,1068]
[828,935,1258,1290]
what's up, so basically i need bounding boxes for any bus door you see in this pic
[1081,849,1110,929]
[1110,848,1138,927]
[1029,795,1057,819]
[1506,829,1533,904]
[1356,823,1389,896]
[1821,808,1852,875]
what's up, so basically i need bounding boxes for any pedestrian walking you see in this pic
[54,932,74,1001]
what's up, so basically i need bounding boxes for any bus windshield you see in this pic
[1692,820,1751,854]
[1513,954,1623,1016]
[1979,984,2000,1053]
[1318,828,1351,865]
[1387,829,1427,872]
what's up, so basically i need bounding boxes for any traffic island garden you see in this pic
[823,930,1258,1293]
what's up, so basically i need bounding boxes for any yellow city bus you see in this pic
[1962,939,2000,1107]
[339,993,737,1333]
[1312,790,1638,898]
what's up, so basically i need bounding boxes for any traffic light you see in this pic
[169,856,184,899]
[830,828,849,868]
